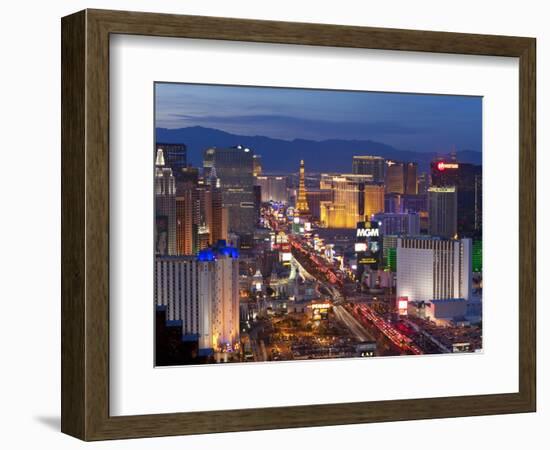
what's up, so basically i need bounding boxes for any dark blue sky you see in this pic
[155,83,482,153]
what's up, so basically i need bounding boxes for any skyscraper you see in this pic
[296,160,310,217]
[363,183,386,219]
[155,255,203,344]
[155,242,240,355]
[176,188,198,255]
[155,149,177,255]
[175,166,200,255]
[252,154,262,176]
[203,146,256,236]
[198,245,240,350]
[417,172,430,194]
[320,174,384,228]
[208,174,229,245]
[197,224,210,251]
[428,186,458,238]
[404,162,418,195]
[402,194,427,213]
[385,160,405,194]
[352,155,386,183]
[373,212,420,236]
[255,176,288,203]
[385,160,417,195]
[396,237,472,302]
[197,168,228,248]
[306,188,333,220]
[320,202,348,228]
[155,143,187,181]
[430,159,482,237]
[384,193,402,213]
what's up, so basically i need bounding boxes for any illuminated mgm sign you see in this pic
[356,221,381,271]
[356,227,380,238]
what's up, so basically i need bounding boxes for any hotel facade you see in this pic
[319,174,384,228]
[396,237,472,303]
[155,249,240,354]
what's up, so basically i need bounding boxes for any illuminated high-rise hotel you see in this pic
[203,146,256,236]
[404,162,418,195]
[252,154,262,176]
[155,243,240,355]
[320,174,384,228]
[428,186,457,238]
[363,184,385,218]
[396,237,472,303]
[385,161,405,194]
[200,168,228,246]
[255,175,288,203]
[306,188,333,219]
[155,256,203,344]
[156,142,187,181]
[373,212,420,236]
[155,149,177,255]
[198,245,240,351]
[175,166,200,255]
[385,160,418,195]
[176,188,198,255]
[352,155,386,183]
[296,160,310,216]
[417,172,430,194]
[430,159,482,237]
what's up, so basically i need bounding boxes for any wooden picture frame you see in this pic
[61,9,536,441]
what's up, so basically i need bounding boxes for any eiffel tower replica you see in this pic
[296,159,310,218]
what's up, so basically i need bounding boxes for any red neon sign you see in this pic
[437,162,459,171]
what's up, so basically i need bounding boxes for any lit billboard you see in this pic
[356,220,381,271]
[309,302,331,320]
[397,296,408,315]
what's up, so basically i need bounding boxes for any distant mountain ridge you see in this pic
[155,126,481,173]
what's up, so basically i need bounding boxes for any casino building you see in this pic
[428,186,458,238]
[255,175,288,203]
[155,142,187,181]
[396,236,472,303]
[155,149,177,255]
[203,146,257,236]
[430,158,482,238]
[372,212,420,236]
[352,155,386,183]
[319,174,384,228]
[154,243,240,355]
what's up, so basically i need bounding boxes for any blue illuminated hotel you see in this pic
[155,241,240,356]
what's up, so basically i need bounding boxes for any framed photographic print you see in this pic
[61,9,536,440]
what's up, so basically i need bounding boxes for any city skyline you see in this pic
[154,84,482,366]
[155,82,482,154]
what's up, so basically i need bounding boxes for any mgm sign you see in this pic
[356,220,381,272]
[356,226,380,238]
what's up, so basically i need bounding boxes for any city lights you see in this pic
[154,83,482,366]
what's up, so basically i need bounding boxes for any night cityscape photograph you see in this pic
[153,82,483,366]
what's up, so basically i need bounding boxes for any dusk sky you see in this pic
[155,83,482,153]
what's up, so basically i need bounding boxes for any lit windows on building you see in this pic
[155,149,177,255]
[428,186,457,238]
[319,174,384,228]
[352,155,386,183]
[155,244,240,355]
[396,237,472,303]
